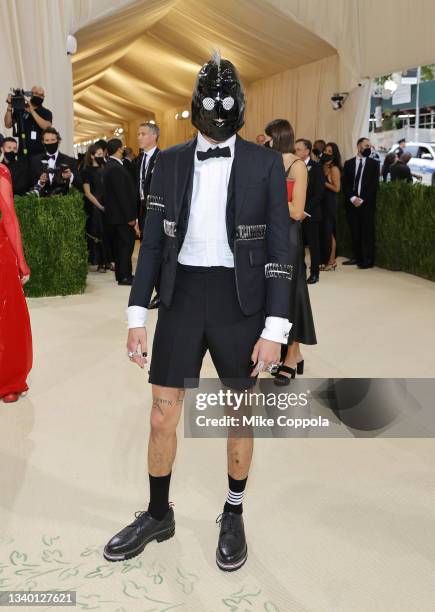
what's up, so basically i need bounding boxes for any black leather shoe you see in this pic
[357,262,374,269]
[148,296,161,309]
[216,512,247,572]
[342,258,357,265]
[307,274,319,284]
[103,507,175,562]
[118,276,134,286]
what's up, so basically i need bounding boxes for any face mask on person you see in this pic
[94,156,105,166]
[44,142,58,155]
[321,154,333,164]
[361,147,371,158]
[191,51,245,142]
[4,151,17,163]
[30,96,44,107]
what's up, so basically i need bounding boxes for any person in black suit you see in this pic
[136,122,160,307]
[122,147,137,184]
[294,139,324,284]
[104,53,293,573]
[102,138,137,285]
[30,127,81,196]
[390,152,413,183]
[342,137,380,268]
[1,137,30,195]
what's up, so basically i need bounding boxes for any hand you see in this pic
[134,221,140,235]
[6,94,12,109]
[353,197,363,207]
[127,327,148,369]
[128,219,136,227]
[19,263,30,285]
[61,169,72,180]
[39,172,48,185]
[250,337,281,377]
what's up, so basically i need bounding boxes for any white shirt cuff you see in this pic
[260,316,292,344]
[350,196,357,203]
[127,305,148,328]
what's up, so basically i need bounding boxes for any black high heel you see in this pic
[274,365,296,386]
[297,360,304,375]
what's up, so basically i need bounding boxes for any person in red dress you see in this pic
[0,163,33,403]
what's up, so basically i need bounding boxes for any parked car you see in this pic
[388,142,435,186]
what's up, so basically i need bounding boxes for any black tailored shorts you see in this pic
[149,264,265,390]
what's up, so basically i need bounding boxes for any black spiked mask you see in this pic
[191,53,245,142]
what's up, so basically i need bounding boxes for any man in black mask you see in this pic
[342,137,380,268]
[1,137,30,195]
[30,127,81,196]
[4,85,53,159]
[104,52,293,572]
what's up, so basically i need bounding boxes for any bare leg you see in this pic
[148,385,184,476]
[227,436,253,480]
[328,235,337,265]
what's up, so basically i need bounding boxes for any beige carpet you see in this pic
[1,255,435,611]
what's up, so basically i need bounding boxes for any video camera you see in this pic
[41,161,71,176]
[10,88,33,112]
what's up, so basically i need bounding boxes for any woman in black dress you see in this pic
[81,144,109,272]
[319,142,341,271]
[264,119,317,385]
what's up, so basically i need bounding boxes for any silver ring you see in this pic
[267,363,279,374]
[128,350,139,358]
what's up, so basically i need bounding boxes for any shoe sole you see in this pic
[103,524,175,562]
[216,547,248,572]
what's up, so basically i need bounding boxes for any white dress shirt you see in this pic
[127,132,291,344]
[178,131,235,267]
[139,146,157,201]
[351,155,367,202]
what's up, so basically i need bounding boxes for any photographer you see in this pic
[30,127,81,197]
[4,86,52,159]
[0,137,30,195]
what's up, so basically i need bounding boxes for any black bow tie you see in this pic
[47,154,56,160]
[197,146,231,161]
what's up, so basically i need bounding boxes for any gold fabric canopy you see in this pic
[72,0,336,147]
[1,0,433,157]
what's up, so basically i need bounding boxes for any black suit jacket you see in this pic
[122,158,137,185]
[303,159,324,222]
[129,135,292,318]
[137,148,160,202]
[1,160,30,195]
[343,156,380,208]
[102,158,137,225]
[30,151,81,192]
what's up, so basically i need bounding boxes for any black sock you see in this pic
[223,474,247,515]
[147,472,171,520]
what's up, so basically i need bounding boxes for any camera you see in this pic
[10,88,32,111]
[36,162,71,197]
[330,93,348,110]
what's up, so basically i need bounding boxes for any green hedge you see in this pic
[337,182,435,281]
[13,190,88,297]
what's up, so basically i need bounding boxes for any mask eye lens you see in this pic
[222,96,235,111]
[202,97,215,111]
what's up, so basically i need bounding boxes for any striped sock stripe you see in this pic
[226,489,245,505]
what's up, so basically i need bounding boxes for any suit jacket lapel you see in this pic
[232,135,250,223]
[174,137,197,222]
